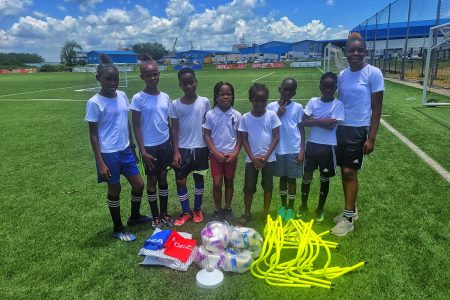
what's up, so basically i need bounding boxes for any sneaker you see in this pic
[315,210,326,223]
[112,231,136,242]
[284,208,295,222]
[193,209,204,223]
[223,208,234,223]
[211,209,223,221]
[160,213,174,227]
[330,219,354,236]
[277,207,286,219]
[333,207,359,224]
[174,212,192,226]
[296,206,308,220]
[127,214,151,226]
[152,216,162,229]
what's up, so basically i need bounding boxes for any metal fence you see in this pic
[353,0,450,89]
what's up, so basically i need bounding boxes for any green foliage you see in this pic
[39,64,72,72]
[60,40,82,66]
[131,42,168,61]
[0,52,44,66]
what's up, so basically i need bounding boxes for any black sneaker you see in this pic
[223,208,233,223]
[160,213,174,227]
[127,214,151,226]
[152,216,162,229]
[211,209,223,221]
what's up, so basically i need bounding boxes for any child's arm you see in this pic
[261,126,280,162]
[226,131,242,163]
[88,122,110,181]
[132,110,156,168]
[241,131,264,170]
[296,124,305,164]
[204,129,227,162]
[171,118,182,168]
[302,114,337,130]
[364,90,383,154]
[128,122,138,162]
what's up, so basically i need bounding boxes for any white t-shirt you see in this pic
[203,107,242,153]
[304,97,345,146]
[169,96,211,148]
[338,64,384,127]
[130,91,171,146]
[85,90,130,153]
[267,101,304,155]
[238,110,281,162]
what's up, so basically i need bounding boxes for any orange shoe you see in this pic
[174,212,192,226]
[193,209,204,223]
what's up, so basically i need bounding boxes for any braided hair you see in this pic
[213,81,235,107]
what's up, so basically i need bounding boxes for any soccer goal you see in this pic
[323,43,348,73]
[422,22,450,107]
[75,63,132,92]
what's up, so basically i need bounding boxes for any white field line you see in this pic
[251,72,276,82]
[317,67,324,73]
[381,118,450,184]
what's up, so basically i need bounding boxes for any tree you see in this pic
[60,41,82,66]
[131,42,168,61]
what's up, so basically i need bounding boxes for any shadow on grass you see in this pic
[412,106,450,130]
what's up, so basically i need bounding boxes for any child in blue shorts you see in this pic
[85,54,147,242]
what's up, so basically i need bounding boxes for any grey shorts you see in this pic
[273,153,304,178]
[243,162,275,194]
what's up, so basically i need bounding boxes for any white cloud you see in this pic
[326,0,335,6]
[57,5,67,12]
[33,11,46,18]
[0,0,32,17]
[65,0,103,12]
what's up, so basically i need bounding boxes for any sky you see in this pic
[0,0,394,62]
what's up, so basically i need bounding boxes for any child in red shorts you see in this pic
[203,82,242,222]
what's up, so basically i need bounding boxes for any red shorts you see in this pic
[210,155,238,179]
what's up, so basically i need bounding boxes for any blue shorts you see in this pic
[96,147,140,184]
[274,153,304,179]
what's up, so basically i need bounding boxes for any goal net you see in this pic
[75,63,133,92]
[323,43,348,73]
[422,22,450,106]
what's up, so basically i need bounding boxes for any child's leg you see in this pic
[147,175,159,218]
[193,173,204,210]
[212,175,224,211]
[176,177,190,213]
[107,183,123,231]
[242,163,258,218]
[287,177,296,209]
[261,162,275,219]
[279,176,288,207]
[301,171,313,210]
[224,177,234,209]
[317,175,330,213]
[125,174,145,219]
[157,169,169,214]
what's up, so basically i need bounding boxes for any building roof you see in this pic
[87,50,137,55]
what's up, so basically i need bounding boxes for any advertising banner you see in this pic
[252,62,284,69]
[0,69,9,74]
[290,61,322,68]
[216,64,246,70]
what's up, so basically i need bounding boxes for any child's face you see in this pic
[97,68,119,96]
[140,63,159,88]
[279,80,296,102]
[346,40,366,68]
[179,72,197,96]
[251,90,268,114]
[320,77,337,99]
[217,85,233,110]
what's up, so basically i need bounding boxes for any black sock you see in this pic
[280,189,287,207]
[301,180,311,209]
[130,191,143,219]
[107,194,123,232]
[147,190,159,218]
[317,176,329,212]
[158,184,169,214]
[288,193,295,209]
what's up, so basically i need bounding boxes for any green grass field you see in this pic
[1,67,449,299]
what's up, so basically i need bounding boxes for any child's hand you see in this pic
[295,150,305,165]
[99,162,111,181]
[173,151,182,168]
[277,105,286,117]
[213,151,227,162]
[251,156,264,170]
[142,152,157,169]
[225,152,238,163]
[363,139,375,154]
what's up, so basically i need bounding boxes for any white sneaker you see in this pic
[333,207,359,224]
[330,219,354,236]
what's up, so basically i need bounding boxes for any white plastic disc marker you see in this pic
[196,268,224,289]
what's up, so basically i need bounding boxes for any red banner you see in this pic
[252,62,284,69]
[0,69,9,74]
[216,63,246,70]
[12,68,37,74]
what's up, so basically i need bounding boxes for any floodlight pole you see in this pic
[401,0,412,80]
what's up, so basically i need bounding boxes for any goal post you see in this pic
[75,63,132,93]
[323,43,348,73]
[422,22,450,107]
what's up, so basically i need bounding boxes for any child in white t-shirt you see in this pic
[203,82,242,222]
[85,54,147,242]
[300,72,344,223]
[170,67,211,226]
[130,54,174,230]
[238,83,281,225]
[267,78,305,222]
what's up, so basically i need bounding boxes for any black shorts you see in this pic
[336,125,369,170]
[143,139,173,176]
[243,162,275,194]
[304,142,336,177]
[173,147,209,180]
